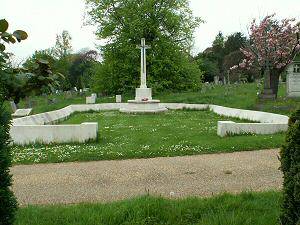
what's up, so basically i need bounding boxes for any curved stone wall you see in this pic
[10,103,289,145]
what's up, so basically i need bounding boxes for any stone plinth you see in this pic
[120,100,168,113]
[135,88,152,101]
[259,88,276,100]
[116,95,122,103]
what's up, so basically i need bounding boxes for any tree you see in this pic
[238,14,300,99]
[223,32,247,56]
[23,48,56,70]
[280,109,300,225]
[0,18,27,225]
[69,49,98,88]
[195,53,219,82]
[53,30,72,59]
[86,0,203,94]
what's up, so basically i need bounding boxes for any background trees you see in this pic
[86,0,203,94]
[239,14,300,99]
[195,32,251,83]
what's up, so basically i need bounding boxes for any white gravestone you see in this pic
[86,93,97,104]
[116,95,122,103]
[287,61,300,97]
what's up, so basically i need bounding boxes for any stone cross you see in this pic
[137,38,151,88]
[294,64,300,73]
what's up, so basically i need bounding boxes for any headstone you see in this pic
[286,60,300,97]
[10,101,17,112]
[74,87,78,92]
[214,76,219,84]
[116,95,122,103]
[86,93,97,104]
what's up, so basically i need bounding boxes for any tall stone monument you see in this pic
[286,54,300,97]
[120,38,168,113]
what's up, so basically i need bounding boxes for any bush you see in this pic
[0,94,18,225]
[280,109,300,225]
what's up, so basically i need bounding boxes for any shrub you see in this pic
[0,94,18,225]
[280,109,300,225]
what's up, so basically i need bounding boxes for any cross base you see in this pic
[135,88,152,101]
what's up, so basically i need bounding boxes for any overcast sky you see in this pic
[1,0,300,62]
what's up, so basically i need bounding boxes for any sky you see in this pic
[1,0,300,62]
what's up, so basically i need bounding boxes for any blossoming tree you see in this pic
[234,14,300,99]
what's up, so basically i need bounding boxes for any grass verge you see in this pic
[15,191,281,225]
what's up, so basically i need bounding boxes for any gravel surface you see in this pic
[11,149,282,206]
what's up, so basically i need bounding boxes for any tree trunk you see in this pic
[270,70,280,99]
[259,63,276,100]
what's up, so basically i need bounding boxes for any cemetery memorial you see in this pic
[9,38,291,145]
[286,55,300,97]
[119,38,168,113]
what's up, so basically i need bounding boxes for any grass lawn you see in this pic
[12,110,284,164]
[15,191,281,225]
[9,83,300,115]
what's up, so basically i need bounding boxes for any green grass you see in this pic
[15,191,281,225]
[12,110,284,164]
[9,83,300,115]
[156,83,300,115]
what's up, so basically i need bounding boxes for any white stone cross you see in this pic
[137,38,151,88]
[294,64,300,73]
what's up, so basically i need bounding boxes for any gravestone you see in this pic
[286,57,300,98]
[214,76,219,85]
[86,93,97,104]
[116,95,122,103]
[10,101,17,112]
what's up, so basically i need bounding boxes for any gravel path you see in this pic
[12,149,282,206]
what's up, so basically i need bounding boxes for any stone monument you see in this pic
[120,38,168,113]
[86,93,97,104]
[286,55,300,97]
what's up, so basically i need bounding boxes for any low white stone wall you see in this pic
[10,102,289,145]
[209,105,288,123]
[217,121,288,137]
[10,103,127,145]
[209,105,289,137]
[10,123,98,145]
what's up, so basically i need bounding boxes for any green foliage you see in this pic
[0,19,60,104]
[223,32,246,56]
[198,32,249,82]
[69,50,98,89]
[195,54,219,82]
[86,0,203,94]
[0,20,24,224]
[280,109,300,225]
[0,98,18,225]
[15,192,281,225]
[53,30,72,59]
[23,49,56,70]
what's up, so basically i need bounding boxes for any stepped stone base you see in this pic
[259,88,276,100]
[119,100,168,113]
